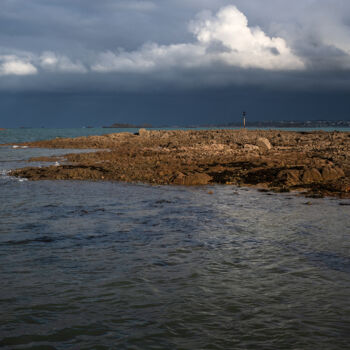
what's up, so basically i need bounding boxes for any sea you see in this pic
[1,128,350,350]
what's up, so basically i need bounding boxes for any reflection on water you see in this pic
[0,130,350,349]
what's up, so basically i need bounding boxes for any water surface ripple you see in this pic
[1,180,349,349]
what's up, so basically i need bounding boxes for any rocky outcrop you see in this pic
[171,172,212,185]
[138,128,150,137]
[321,166,345,181]
[256,137,272,151]
[7,129,350,198]
[276,169,301,186]
[302,168,323,184]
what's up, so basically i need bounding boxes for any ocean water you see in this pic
[1,129,350,350]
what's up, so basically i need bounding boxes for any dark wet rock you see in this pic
[306,192,325,199]
[258,188,270,193]
[276,169,301,186]
[208,170,238,184]
[244,167,283,185]
[273,187,291,193]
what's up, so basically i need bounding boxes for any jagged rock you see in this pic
[256,137,272,151]
[321,166,345,181]
[171,172,185,185]
[302,168,323,184]
[276,169,301,186]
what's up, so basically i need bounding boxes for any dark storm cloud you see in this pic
[1,0,350,91]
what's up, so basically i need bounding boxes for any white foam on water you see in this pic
[12,145,28,149]
[0,168,28,182]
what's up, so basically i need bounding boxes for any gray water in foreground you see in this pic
[0,129,350,349]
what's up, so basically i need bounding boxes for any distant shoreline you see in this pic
[3,120,350,130]
[102,120,350,129]
[101,119,350,129]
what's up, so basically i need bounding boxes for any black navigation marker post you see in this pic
[242,111,246,129]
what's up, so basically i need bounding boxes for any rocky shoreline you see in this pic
[8,129,350,198]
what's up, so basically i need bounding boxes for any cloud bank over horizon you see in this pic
[0,1,350,92]
[92,6,304,74]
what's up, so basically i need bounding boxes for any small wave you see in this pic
[0,169,28,182]
[12,145,28,149]
[2,236,57,246]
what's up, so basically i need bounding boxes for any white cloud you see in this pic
[0,55,37,76]
[92,42,205,73]
[40,51,87,73]
[0,51,86,77]
[191,6,304,70]
[92,5,304,73]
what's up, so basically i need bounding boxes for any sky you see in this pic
[1,0,350,127]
